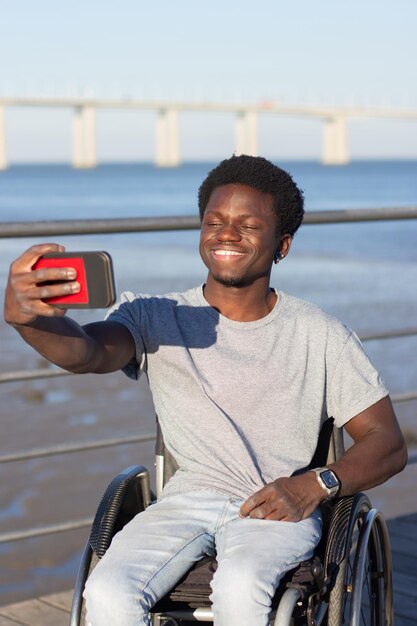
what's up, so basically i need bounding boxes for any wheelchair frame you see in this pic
[70,422,394,626]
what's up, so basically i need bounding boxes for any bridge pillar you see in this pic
[235,110,258,156]
[0,106,7,170]
[72,105,97,168]
[73,107,84,168]
[323,116,349,165]
[156,108,180,167]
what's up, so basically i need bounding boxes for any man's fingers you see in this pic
[240,493,288,520]
[264,512,294,522]
[34,266,77,283]
[239,480,301,521]
[240,485,273,517]
[34,281,80,301]
[247,500,275,519]
[11,243,65,273]
[240,475,320,523]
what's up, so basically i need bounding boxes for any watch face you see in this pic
[321,470,339,489]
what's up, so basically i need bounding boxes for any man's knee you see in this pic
[83,557,149,625]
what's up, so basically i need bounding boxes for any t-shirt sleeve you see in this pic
[327,332,389,427]
[105,291,147,380]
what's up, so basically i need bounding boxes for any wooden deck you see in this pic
[0,512,416,626]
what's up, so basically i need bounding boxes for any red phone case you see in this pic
[33,251,116,308]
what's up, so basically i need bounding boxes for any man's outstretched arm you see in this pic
[4,243,135,374]
[239,396,407,522]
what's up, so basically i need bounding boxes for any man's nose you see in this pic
[216,223,241,241]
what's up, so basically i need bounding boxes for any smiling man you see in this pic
[4,155,407,626]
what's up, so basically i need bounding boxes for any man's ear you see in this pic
[278,234,293,260]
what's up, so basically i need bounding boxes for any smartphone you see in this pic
[33,251,116,308]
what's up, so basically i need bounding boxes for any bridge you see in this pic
[1,96,417,169]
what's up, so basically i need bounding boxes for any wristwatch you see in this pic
[310,467,341,500]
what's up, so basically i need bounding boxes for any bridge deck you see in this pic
[0,512,416,625]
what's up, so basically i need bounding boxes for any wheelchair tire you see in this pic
[70,542,100,626]
[327,493,393,626]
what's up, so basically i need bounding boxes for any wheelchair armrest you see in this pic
[89,464,154,558]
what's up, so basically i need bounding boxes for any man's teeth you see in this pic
[214,250,244,256]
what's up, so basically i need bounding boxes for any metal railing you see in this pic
[1,207,417,545]
[1,206,417,239]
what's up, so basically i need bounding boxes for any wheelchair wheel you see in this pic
[70,541,100,626]
[327,493,393,626]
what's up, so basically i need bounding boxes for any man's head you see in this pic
[198,156,305,290]
[198,154,304,237]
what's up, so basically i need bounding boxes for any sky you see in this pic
[1,0,417,162]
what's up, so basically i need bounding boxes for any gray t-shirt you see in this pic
[107,286,388,500]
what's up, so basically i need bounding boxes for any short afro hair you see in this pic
[198,154,304,237]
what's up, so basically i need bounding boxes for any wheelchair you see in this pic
[70,418,394,626]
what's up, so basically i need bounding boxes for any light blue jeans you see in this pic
[84,491,322,626]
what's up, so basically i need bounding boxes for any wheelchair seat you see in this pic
[70,418,394,626]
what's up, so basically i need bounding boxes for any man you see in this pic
[4,155,407,626]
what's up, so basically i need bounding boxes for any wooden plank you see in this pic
[38,590,72,612]
[389,512,417,524]
[392,555,417,577]
[390,533,417,557]
[393,570,417,597]
[394,589,417,620]
[388,519,417,541]
[394,616,417,626]
[0,599,69,626]
[0,617,26,626]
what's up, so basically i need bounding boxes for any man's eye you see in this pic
[242,224,258,230]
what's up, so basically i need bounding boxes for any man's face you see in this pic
[199,183,281,288]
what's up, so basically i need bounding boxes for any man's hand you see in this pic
[4,244,136,375]
[4,243,80,326]
[239,473,325,522]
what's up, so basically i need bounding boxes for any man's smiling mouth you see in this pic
[212,249,246,257]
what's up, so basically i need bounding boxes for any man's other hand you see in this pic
[239,473,325,522]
